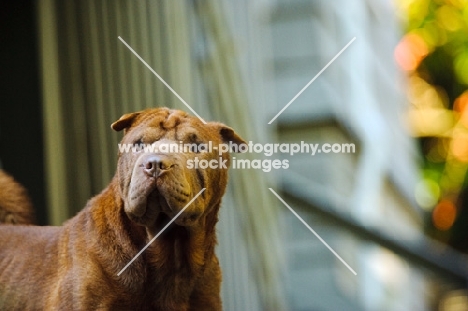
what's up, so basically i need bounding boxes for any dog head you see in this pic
[112,108,245,229]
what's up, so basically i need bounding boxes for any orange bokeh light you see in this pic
[432,199,457,230]
[454,91,468,113]
[451,132,468,162]
[454,91,468,126]
[394,33,429,71]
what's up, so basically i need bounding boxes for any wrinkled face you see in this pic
[112,108,245,229]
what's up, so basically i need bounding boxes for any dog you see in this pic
[0,107,245,310]
[0,170,34,225]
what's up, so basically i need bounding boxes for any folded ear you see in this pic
[214,123,247,150]
[111,112,141,132]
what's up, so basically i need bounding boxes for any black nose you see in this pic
[143,155,174,177]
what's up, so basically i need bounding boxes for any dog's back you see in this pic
[0,170,35,225]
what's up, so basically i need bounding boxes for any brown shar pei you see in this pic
[0,107,246,310]
[0,170,35,225]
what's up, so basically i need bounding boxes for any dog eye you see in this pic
[134,138,143,145]
[194,142,202,153]
[187,134,202,153]
[188,133,198,143]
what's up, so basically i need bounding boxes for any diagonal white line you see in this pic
[118,36,207,124]
[117,188,206,276]
[268,37,356,124]
[268,188,357,275]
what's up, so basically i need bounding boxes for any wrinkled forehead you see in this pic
[132,108,187,129]
[125,108,218,142]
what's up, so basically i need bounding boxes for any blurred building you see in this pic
[264,0,468,310]
[2,0,468,310]
[267,0,423,307]
[265,0,468,310]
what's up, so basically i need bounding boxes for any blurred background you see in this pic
[1,0,468,310]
